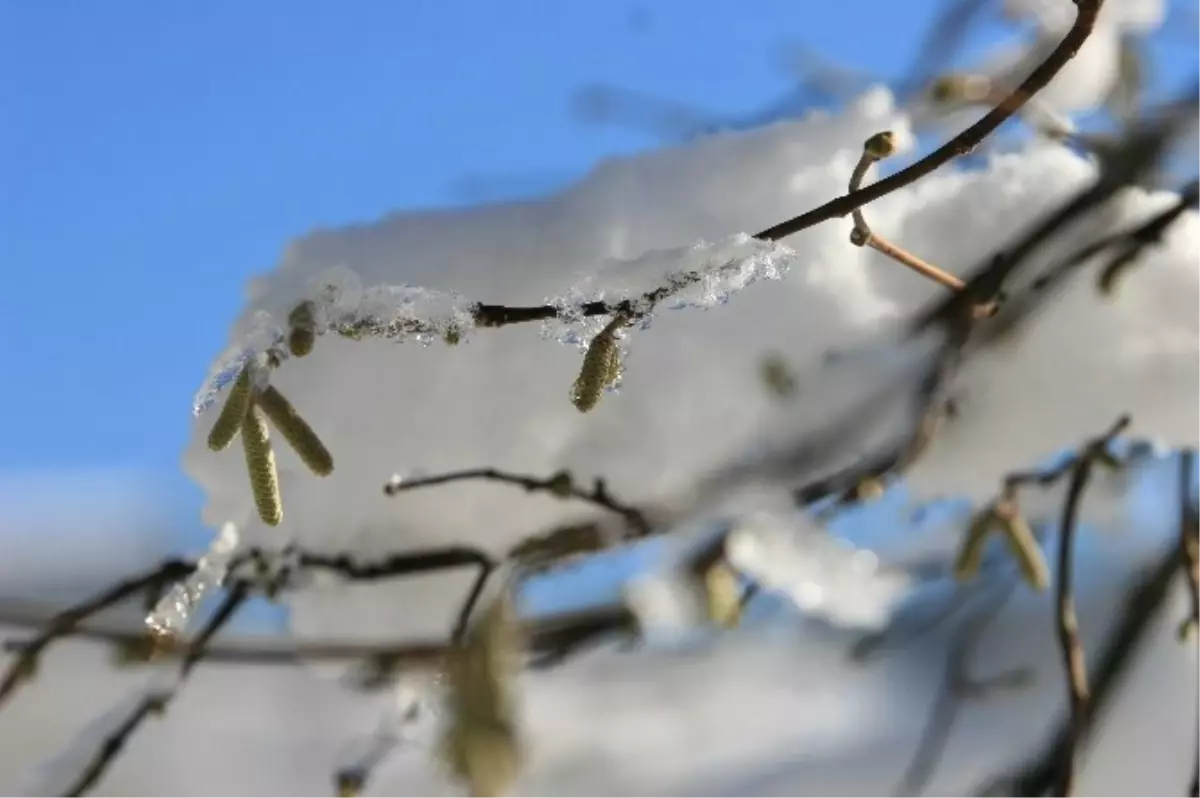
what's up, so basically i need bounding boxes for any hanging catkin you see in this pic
[242,403,282,526]
[256,384,334,477]
[570,314,628,413]
[206,367,253,452]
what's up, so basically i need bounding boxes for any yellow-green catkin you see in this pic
[206,368,253,452]
[441,591,523,797]
[286,300,317,358]
[255,385,334,477]
[703,560,743,629]
[954,508,997,582]
[998,512,1049,591]
[570,314,627,413]
[242,404,282,526]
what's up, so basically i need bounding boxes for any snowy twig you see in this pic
[754,0,1105,242]
[61,582,250,797]
[0,559,193,711]
[384,468,651,536]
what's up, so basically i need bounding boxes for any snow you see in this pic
[150,8,1200,792]
[181,70,1197,647]
[184,87,917,642]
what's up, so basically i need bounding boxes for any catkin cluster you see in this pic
[206,363,334,526]
[954,497,1048,590]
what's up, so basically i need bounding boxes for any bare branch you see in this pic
[62,582,250,797]
[980,544,1185,795]
[848,131,970,295]
[754,0,1105,242]
[2,600,637,674]
[894,575,1025,796]
[1052,439,1104,793]
[297,547,496,643]
[0,559,193,711]
[1178,448,1200,797]
[384,467,651,535]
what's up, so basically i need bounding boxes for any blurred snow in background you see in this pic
[2,0,1197,793]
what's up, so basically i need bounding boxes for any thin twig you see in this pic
[297,547,497,642]
[1178,448,1199,797]
[62,582,250,797]
[384,467,651,535]
[894,575,1024,796]
[981,544,1184,795]
[847,133,968,293]
[2,601,637,673]
[754,0,1104,242]
[252,0,1109,354]
[0,559,193,711]
[1052,460,1093,796]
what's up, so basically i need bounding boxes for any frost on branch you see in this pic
[145,521,239,640]
[182,81,1196,658]
[186,88,912,643]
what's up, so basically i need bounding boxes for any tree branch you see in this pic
[384,467,651,535]
[753,0,1104,242]
[1178,448,1200,797]
[0,559,193,711]
[980,543,1185,795]
[62,582,250,797]
[894,575,1025,796]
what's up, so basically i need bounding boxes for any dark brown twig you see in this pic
[1052,462,1093,795]
[753,0,1104,242]
[981,544,1184,796]
[0,559,193,711]
[297,547,497,643]
[384,467,651,535]
[2,600,636,673]
[62,582,250,797]
[1178,448,1199,797]
[894,575,1025,796]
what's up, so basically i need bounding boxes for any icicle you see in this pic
[145,522,241,640]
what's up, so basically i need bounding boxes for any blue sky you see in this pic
[1,1,1195,549]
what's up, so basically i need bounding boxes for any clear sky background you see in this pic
[1,1,1196,547]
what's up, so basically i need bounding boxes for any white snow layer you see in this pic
[183,80,1197,645]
